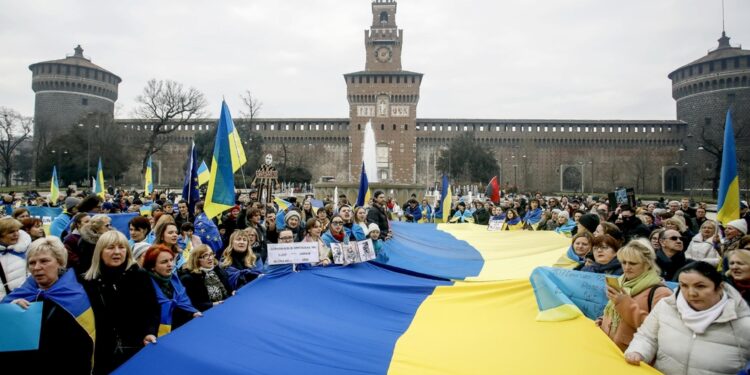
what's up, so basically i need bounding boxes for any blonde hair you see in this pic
[617,238,660,275]
[221,230,257,269]
[726,249,750,278]
[700,219,719,235]
[187,244,213,274]
[88,214,112,233]
[26,237,67,271]
[0,217,22,236]
[84,231,134,280]
[663,217,687,233]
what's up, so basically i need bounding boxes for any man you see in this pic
[742,201,750,229]
[162,200,175,217]
[366,191,390,240]
[175,200,194,230]
[404,199,424,223]
[656,229,690,281]
[471,200,489,225]
[694,206,708,229]
[193,201,223,255]
[339,205,365,240]
[667,200,680,214]
[265,211,279,244]
[449,202,473,223]
[615,204,650,242]
[680,198,696,219]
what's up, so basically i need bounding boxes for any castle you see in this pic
[29,1,749,195]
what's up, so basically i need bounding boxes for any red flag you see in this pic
[485,176,500,203]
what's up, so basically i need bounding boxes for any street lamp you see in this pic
[513,164,518,189]
[78,121,99,185]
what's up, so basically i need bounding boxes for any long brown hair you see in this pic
[221,230,257,269]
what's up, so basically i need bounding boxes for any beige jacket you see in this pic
[625,284,750,375]
[599,285,673,351]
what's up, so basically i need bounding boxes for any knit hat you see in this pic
[132,242,151,261]
[284,210,301,224]
[727,219,748,235]
[64,196,81,211]
[579,213,600,234]
[367,223,380,234]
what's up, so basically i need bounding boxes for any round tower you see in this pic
[29,45,121,181]
[668,32,750,195]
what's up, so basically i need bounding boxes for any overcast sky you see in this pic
[1,0,748,121]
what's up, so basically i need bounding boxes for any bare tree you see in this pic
[133,79,207,173]
[630,150,651,193]
[696,112,750,198]
[0,108,32,187]
[240,90,263,121]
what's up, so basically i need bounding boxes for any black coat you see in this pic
[0,297,93,374]
[81,265,160,375]
[179,266,233,312]
[367,204,389,240]
[656,249,691,282]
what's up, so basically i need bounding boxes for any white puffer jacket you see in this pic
[625,284,750,375]
[0,230,31,300]
[685,233,721,266]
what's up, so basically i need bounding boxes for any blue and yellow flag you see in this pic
[204,101,238,219]
[717,109,740,225]
[144,156,154,195]
[182,142,201,216]
[197,160,210,186]
[437,174,452,223]
[50,166,60,205]
[94,158,105,199]
[355,162,371,207]
[274,197,291,211]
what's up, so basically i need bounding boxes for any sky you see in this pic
[1,0,748,121]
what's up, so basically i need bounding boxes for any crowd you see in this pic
[0,186,749,374]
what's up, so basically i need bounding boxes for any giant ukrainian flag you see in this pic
[115,222,660,374]
[204,101,239,219]
[717,109,740,225]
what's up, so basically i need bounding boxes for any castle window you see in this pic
[447,125,451,131]
[544,126,548,132]
[396,76,400,83]
[393,124,396,130]
[552,126,556,132]
[411,76,415,84]
[381,124,384,131]
[585,126,589,132]
[651,126,655,133]
[366,77,370,84]
[404,124,408,131]
[634,127,638,133]
[512,126,516,132]
[734,58,740,68]
[358,124,361,130]
[81,98,88,106]
[270,125,275,130]
[380,11,388,24]
[617,127,622,133]
[721,60,727,70]
[698,65,703,74]
[593,127,597,133]
[709,62,714,72]
[431,125,436,131]
[480,126,484,131]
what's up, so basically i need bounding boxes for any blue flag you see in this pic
[182,142,201,217]
[355,162,371,207]
[717,109,740,225]
[204,101,237,219]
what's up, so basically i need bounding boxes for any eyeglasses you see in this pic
[666,236,682,241]
[331,221,344,225]
[199,253,214,260]
[278,236,294,241]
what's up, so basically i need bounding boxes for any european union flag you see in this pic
[182,142,201,217]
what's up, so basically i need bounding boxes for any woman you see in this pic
[128,215,151,247]
[0,217,27,299]
[303,218,331,266]
[598,239,672,352]
[11,207,30,221]
[70,214,112,275]
[1,237,94,373]
[554,211,577,236]
[143,245,201,337]
[419,198,433,223]
[581,234,623,275]
[301,200,316,223]
[594,222,622,239]
[243,226,266,262]
[726,248,750,305]
[154,222,182,271]
[284,210,305,242]
[553,231,594,270]
[322,215,350,248]
[316,207,330,232]
[178,223,203,254]
[721,219,747,271]
[353,206,369,235]
[625,261,750,374]
[21,217,45,241]
[522,199,543,229]
[501,209,524,231]
[180,244,233,312]
[649,228,665,253]
[220,230,263,290]
[62,212,90,252]
[81,231,159,375]
[685,220,721,266]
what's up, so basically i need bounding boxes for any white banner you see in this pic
[331,239,376,265]
[267,242,320,265]
[488,219,503,231]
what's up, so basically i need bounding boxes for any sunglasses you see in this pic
[666,236,682,241]
[331,221,344,225]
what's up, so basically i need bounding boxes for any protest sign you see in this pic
[487,219,503,231]
[267,242,319,265]
[331,239,376,265]
[0,302,42,352]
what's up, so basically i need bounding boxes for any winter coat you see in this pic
[70,225,102,275]
[0,235,30,299]
[685,233,721,266]
[179,266,232,312]
[580,257,624,276]
[81,265,159,375]
[367,203,389,240]
[625,285,750,375]
[472,208,490,226]
[656,250,692,282]
[599,284,672,351]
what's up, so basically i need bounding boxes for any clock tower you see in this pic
[345,0,422,184]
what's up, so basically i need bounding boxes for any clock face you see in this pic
[375,46,392,63]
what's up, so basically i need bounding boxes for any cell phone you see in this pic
[605,276,621,291]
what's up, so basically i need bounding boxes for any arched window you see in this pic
[380,11,388,24]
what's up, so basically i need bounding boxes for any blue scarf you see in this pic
[0,247,24,259]
[565,246,586,267]
[2,269,96,344]
[224,258,264,290]
[505,216,521,226]
[523,208,542,224]
[150,273,197,337]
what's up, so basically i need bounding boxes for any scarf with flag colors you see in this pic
[2,269,96,345]
[150,273,198,337]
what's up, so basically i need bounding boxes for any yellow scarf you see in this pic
[602,269,662,335]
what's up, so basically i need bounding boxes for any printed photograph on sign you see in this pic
[345,244,361,264]
[357,239,376,261]
[331,243,345,265]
